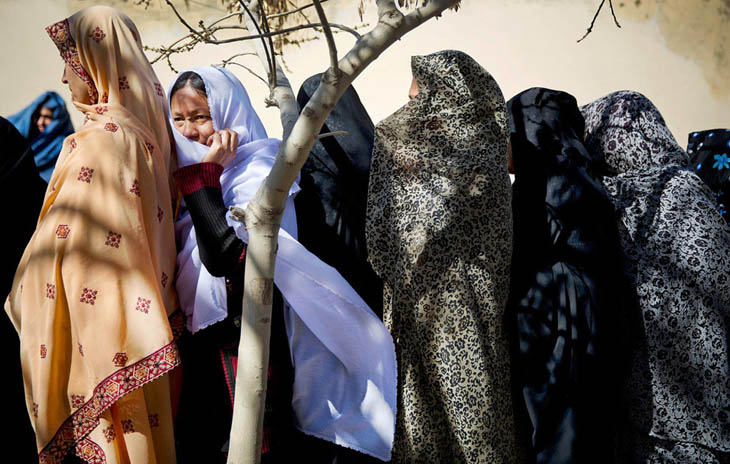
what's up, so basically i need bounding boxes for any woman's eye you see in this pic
[196,115,210,121]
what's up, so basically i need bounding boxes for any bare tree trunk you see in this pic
[226,1,459,463]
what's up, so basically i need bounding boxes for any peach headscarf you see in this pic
[5,6,180,463]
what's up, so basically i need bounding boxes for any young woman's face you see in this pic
[61,61,91,105]
[36,107,54,133]
[170,86,215,144]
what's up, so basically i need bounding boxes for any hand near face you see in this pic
[202,129,238,168]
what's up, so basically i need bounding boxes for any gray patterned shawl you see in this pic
[583,91,730,461]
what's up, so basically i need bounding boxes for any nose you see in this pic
[182,121,198,140]
[61,66,68,84]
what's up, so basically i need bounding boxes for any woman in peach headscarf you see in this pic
[4,6,181,463]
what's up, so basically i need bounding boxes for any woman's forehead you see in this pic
[170,87,209,113]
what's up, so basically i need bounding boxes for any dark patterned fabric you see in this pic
[582,91,730,463]
[507,88,624,464]
[366,50,523,463]
[687,129,730,226]
[295,74,383,317]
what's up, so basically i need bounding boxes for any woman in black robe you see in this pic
[295,74,383,317]
[506,88,624,464]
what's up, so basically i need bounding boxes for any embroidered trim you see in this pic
[38,342,180,464]
[73,437,105,464]
[45,19,98,104]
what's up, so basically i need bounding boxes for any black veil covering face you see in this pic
[0,116,46,463]
[507,88,624,464]
[687,129,730,226]
[295,74,383,317]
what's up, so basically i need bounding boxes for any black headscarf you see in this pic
[687,128,730,226]
[507,88,624,464]
[0,115,45,462]
[295,74,383,317]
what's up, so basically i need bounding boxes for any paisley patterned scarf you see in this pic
[367,50,522,462]
[583,91,730,462]
[5,6,180,463]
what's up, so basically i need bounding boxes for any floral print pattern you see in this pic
[367,50,521,463]
[582,91,730,463]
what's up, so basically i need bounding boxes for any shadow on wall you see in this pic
[615,0,730,97]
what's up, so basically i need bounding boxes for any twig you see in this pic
[317,130,347,139]
[578,0,621,43]
[608,0,621,27]
[267,0,329,20]
[238,0,275,87]
[312,0,340,77]
[259,1,278,88]
[165,0,206,41]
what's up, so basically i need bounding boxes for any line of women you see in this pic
[3,4,729,464]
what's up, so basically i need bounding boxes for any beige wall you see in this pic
[1,0,728,146]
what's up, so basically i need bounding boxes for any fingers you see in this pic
[219,130,230,150]
[202,130,238,167]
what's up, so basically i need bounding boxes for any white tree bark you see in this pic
[227,1,459,463]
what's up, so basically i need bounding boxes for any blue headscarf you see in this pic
[8,91,74,182]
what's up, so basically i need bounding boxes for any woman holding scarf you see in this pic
[168,66,397,463]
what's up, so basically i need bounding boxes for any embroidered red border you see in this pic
[74,437,105,464]
[45,19,99,104]
[38,342,180,464]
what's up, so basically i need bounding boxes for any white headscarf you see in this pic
[170,66,397,461]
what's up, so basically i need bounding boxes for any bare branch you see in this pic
[266,0,328,20]
[218,52,269,85]
[238,0,275,87]
[312,0,340,77]
[578,0,621,43]
[317,130,347,140]
[165,0,206,42]
[259,1,278,89]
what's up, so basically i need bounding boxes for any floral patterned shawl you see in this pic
[366,50,521,462]
[582,91,730,461]
[5,6,180,463]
